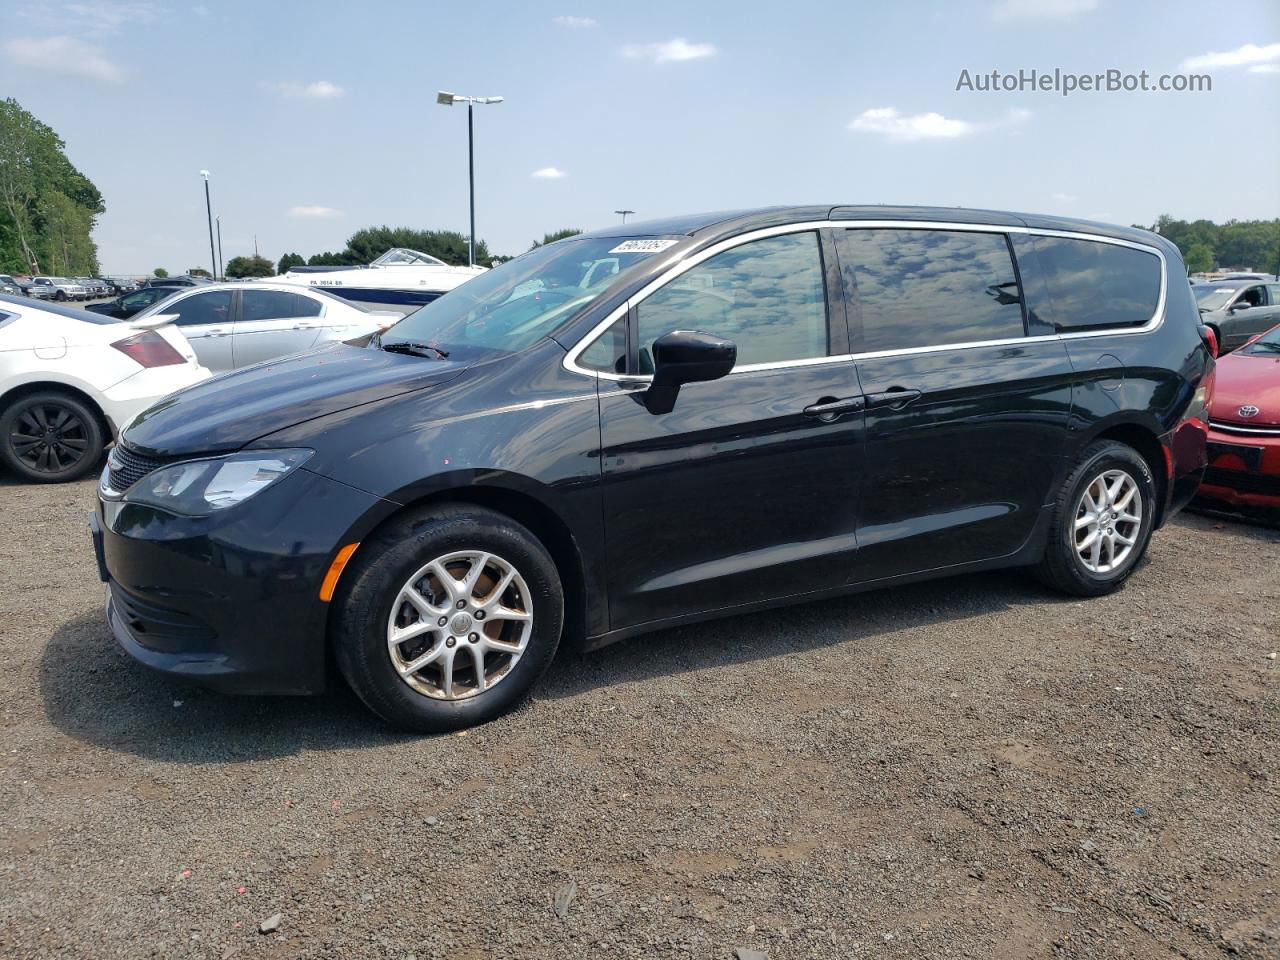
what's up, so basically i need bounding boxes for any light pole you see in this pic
[615,209,635,224]
[437,91,504,268]
[200,170,216,279]
[215,216,224,280]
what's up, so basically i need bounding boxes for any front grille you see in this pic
[1210,419,1280,437]
[1203,467,1280,497]
[107,444,166,492]
[110,582,216,647]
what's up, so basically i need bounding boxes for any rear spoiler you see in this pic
[129,313,178,330]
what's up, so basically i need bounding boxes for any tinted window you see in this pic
[579,317,627,374]
[241,290,322,322]
[1237,285,1265,308]
[166,290,232,326]
[123,288,174,310]
[635,232,828,369]
[1018,236,1160,331]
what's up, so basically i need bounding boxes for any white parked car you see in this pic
[130,281,402,372]
[0,295,211,483]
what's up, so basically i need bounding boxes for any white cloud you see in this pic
[1249,62,1280,74]
[849,106,1031,141]
[269,80,345,99]
[990,0,1099,20]
[2,35,123,83]
[553,15,596,27]
[531,168,567,179]
[1181,42,1280,70]
[288,206,342,218]
[621,37,717,63]
[63,2,159,30]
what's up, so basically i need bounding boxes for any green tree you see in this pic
[1151,215,1280,273]
[153,267,168,278]
[1184,243,1215,275]
[307,251,349,266]
[529,228,582,250]
[277,252,305,274]
[225,254,275,278]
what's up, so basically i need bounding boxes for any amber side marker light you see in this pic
[319,543,360,602]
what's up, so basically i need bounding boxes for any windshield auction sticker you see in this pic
[609,239,680,254]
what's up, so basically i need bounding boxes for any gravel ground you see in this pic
[0,476,1277,959]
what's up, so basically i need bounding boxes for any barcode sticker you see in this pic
[608,239,679,254]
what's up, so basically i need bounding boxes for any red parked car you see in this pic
[1201,321,1280,508]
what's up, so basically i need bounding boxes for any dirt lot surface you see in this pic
[0,477,1277,959]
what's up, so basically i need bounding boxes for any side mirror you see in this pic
[1230,301,1251,311]
[644,330,736,415]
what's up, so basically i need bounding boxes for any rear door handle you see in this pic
[865,387,922,410]
[291,322,314,330]
[206,328,230,338]
[803,396,866,420]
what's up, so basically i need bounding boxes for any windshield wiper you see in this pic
[381,340,450,359]
[1248,341,1280,353]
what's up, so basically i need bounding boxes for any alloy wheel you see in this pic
[386,550,533,701]
[1074,468,1143,574]
[7,401,91,475]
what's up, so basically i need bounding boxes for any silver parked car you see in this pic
[128,281,403,372]
[31,276,88,301]
[1195,279,1280,353]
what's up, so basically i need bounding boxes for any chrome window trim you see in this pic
[562,219,1168,382]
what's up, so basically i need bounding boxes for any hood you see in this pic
[122,342,470,456]
[1209,350,1280,426]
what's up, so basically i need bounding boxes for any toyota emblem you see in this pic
[1237,404,1260,418]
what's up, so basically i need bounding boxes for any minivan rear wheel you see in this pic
[1034,440,1156,596]
[333,504,564,732]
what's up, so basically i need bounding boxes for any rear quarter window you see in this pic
[1017,236,1162,331]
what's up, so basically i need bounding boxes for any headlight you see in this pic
[121,449,313,516]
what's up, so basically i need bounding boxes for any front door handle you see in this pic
[865,387,922,410]
[803,396,865,420]
[206,328,230,338]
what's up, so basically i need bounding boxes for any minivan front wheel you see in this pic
[1035,440,1156,596]
[334,504,563,732]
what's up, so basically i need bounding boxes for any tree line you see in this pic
[1147,215,1280,276]
[0,98,103,276]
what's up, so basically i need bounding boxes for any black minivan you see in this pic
[94,206,1213,731]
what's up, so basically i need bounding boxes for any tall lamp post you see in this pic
[215,216,224,280]
[615,209,635,224]
[437,91,503,268]
[199,170,216,279]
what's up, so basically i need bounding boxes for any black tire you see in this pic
[1034,440,1157,597]
[54,290,67,301]
[333,503,564,733]
[0,390,106,483]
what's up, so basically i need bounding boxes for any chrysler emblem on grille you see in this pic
[1237,404,1260,418]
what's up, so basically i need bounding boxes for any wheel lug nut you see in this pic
[445,637,455,648]
[469,633,479,643]
[456,600,466,609]
[474,610,485,620]
[438,616,448,627]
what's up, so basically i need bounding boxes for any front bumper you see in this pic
[1197,424,1280,509]
[95,465,390,694]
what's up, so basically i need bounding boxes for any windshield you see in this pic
[1194,285,1237,312]
[1242,324,1280,355]
[381,236,679,361]
[373,248,447,267]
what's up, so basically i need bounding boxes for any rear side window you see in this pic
[838,228,1025,351]
[241,290,323,322]
[1017,236,1161,331]
[635,231,829,369]
[166,290,232,326]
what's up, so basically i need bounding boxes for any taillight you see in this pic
[1198,324,1218,359]
[111,330,186,367]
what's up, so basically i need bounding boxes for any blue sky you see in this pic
[1,0,1277,274]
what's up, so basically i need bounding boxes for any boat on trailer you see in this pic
[277,248,486,311]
